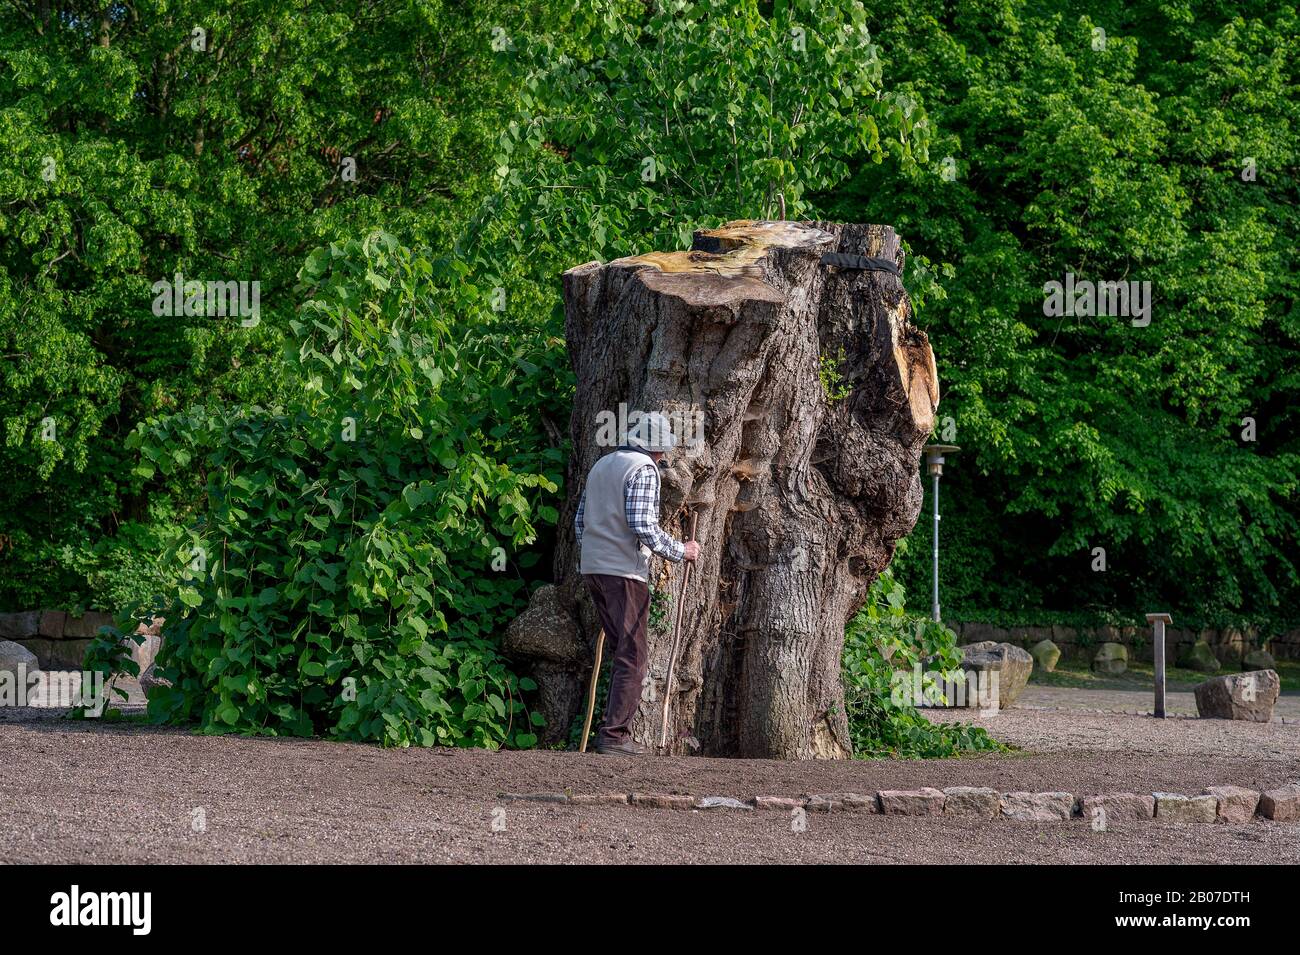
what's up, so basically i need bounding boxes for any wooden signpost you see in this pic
[1145,612,1172,718]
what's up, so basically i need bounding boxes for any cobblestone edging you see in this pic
[499,783,1300,823]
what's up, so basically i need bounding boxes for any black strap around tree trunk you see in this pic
[820,252,900,275]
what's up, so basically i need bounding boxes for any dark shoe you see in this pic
[595,739,646,756]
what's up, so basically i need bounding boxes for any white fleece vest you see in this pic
[579,449,657,581]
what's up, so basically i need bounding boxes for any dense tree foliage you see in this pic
[827,0,1299,627]
[1,0,522,608]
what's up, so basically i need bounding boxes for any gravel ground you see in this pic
[926,697,1300,764]
[2,689,1298,864]
[1013,684,1300,721]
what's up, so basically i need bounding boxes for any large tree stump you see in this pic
[509,220,939,758]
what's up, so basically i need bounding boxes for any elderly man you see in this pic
[574,411,699,755]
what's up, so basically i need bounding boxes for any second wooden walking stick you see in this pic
[578,628,605,753]
[659,508,698,751]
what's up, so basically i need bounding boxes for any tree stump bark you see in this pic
[509,220,939,759]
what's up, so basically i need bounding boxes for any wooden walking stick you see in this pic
[659,509,699,751]
[578,628,605,753]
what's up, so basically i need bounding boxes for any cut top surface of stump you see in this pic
[615,219,835,274]
[578,219,838,308]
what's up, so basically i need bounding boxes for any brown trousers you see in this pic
[584,573,650,746]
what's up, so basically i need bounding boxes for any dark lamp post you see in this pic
[924,444,960,623]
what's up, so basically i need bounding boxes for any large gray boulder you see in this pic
[0,639,40,678]
[1194,669,1279,722]
[503,584,582,665]
[1180,639,1221,674]
[1029,639,1060,673]
[503,584,585,745]
[959,641,1033,708]
[1242,648,1276,672]
[1090,642,1127,675]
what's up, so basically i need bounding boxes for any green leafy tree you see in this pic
[0,0,525,609]
[459,0,930,309]
[826,0,1300,626]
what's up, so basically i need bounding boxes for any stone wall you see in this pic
[8,607,1295,671]
[0,610,111,669]
[0,610,161,671]
[952,621,1300,664]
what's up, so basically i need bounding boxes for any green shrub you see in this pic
[123,232,559,748]
[842,544,1001,758]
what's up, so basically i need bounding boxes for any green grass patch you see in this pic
[1031,656,1300,693]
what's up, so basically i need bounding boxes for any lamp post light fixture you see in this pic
[924,444,960,623]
